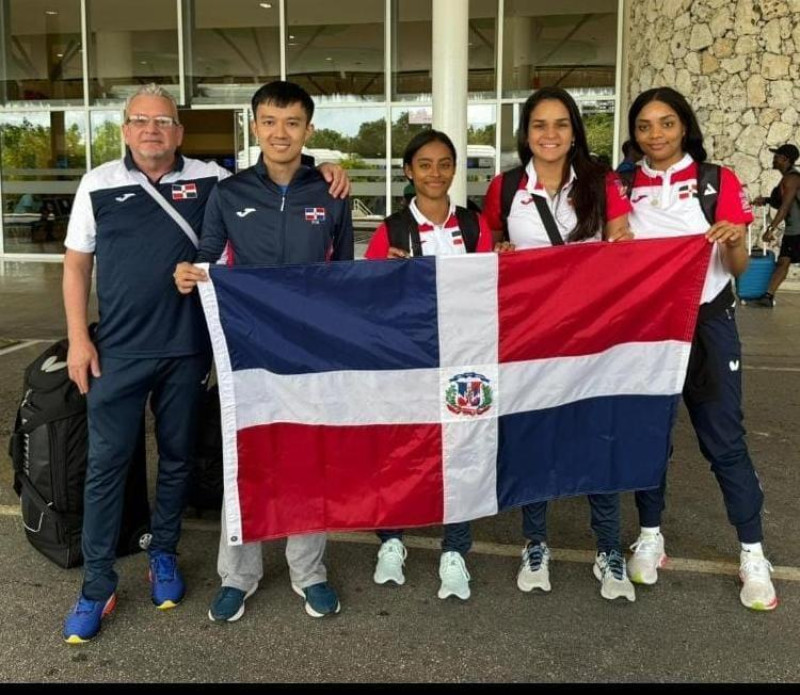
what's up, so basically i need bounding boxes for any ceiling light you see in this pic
[45,10,58,15]
[259,2,272,8]
[325,57,333,62]
[289,35,295,39]
[56,53,63,57]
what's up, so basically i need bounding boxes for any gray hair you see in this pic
[124,83,180,122]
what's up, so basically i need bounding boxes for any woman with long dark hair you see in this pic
[483,86,635,602]
[624,86,777,611]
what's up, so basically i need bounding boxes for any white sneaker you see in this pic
[628,532,668,585]
[594,550,636,602]
[373,538,407,586]
[437,551,471,600]
[517,542,551,593]
[739,550,778,611]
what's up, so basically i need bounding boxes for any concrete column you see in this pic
[431,0,468,206]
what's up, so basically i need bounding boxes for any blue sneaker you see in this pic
[148,551,185,610]
[63,593,116,644]
[291,581,341,618]
[208,585,257,622]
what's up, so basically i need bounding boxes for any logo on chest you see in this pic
[172,183,198,200]
[304,207,326,224]
[677,182,698,201]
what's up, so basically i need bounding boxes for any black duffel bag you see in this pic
[8,336,151,569]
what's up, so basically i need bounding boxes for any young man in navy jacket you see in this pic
[175,81,353,623]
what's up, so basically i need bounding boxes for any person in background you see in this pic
[751,143,800,308]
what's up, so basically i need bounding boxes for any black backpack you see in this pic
[186,383,223,515]
[384,206,481,256]
[618,162,721,225]
[8,337,151,568]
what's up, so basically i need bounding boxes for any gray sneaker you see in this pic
[437,551,471,600]
[374,538,407,586]
[594,549,636,602]
[517,542,551,593]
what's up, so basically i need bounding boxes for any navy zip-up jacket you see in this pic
[196,158,354,266]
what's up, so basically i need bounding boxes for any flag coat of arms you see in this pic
[198,236,710,544]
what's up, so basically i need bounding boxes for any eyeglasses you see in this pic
[125,114,179,129]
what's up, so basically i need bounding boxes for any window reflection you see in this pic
[1,110,85,253]
[468,0,497,99]
[1,0,83,105]
[391,0,432,100]
[88,0,179,104]
[502,0,617,97]
[307,106,387,240]
[287,0,384,103]
[90,111,122,167]
[189,0,280,105]
[466,104,495,209]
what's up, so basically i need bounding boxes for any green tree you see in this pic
[468,124,495,146]
[583,112,614,161]
[307,127,351,152]
[351,117,386,158]
[91,119,122,166]
[391,112,428,157]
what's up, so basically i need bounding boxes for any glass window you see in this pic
[391,0,431,101]
[308,106,387,239]
[469,0,497,99]
[90,111,123,166]
[499,102,521,173]
[389,106,431,212]
[466,104,495,209]
[1,110,86,254]
[286,0,384,104]
[188,0,280,105]
[179,108,240,173]
[88,0,179,104]
[580,97,615,164]
[1,0,83,105]
[502,0,618,98]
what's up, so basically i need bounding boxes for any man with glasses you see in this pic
[61,83,348,643]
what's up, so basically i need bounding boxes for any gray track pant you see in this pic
[217,501,327,591]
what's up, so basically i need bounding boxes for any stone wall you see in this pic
[626,0,800,202]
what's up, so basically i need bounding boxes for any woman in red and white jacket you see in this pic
[483,86,635,604]
[623,86,777,612]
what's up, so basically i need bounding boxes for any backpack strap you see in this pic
[531,196,566,246]
[384,207,423,256]
[454,206,481,253]
[500,166,525,242]
[697,162,721,226]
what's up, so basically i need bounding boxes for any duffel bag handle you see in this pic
[13,472,82,532]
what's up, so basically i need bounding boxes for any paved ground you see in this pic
[0,258,798,683]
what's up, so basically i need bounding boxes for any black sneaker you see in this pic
[751,294,775,307]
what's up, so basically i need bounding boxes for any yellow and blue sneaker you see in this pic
[148,550,185,610]
[63,593,116,644]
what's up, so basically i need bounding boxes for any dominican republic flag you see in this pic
[198,236,710,545]
[172,182,198,200]
[304,207,326,223]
